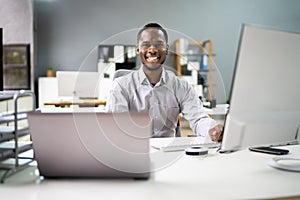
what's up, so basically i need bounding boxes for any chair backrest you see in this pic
[113,69,133,80]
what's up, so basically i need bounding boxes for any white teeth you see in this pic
[147,57,158,61]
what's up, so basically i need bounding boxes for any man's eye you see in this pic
[156,43,164,48]
[140,43,165,49]
[141,43,150,48]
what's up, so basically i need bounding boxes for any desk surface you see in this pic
[44,99,106,107]
[1,143,300,200]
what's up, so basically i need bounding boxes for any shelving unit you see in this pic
[97,44,137,100]
[0,90,36,183]
[98,44,136,71]
[173,39,213,101]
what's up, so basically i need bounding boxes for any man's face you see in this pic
[136,28,168,70]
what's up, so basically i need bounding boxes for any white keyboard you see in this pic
[151,137,220,152]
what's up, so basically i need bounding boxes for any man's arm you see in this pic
[177,80,222,140]
[106,79,129,113]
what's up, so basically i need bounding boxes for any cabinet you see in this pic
[173,39,213,101]
[97,45,137,100]
[3,44,31,90]
[0,90,36,183]
[0,28,2,90]
[38,77,58,108]
[98,45,136,69]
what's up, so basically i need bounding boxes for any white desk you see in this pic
[205,104,229,115]
[1,143,300,200]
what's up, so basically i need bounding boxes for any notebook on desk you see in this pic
[27,112,151,179]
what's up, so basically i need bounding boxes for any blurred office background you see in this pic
[1,0,300,103]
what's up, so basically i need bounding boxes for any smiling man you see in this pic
[106,23,223,141]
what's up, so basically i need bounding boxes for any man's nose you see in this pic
[148,45,158,52]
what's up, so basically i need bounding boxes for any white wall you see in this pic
[0,0,35,91]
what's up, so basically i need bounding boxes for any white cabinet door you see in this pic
[38,77,58,108]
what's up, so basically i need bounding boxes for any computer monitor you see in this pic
[57,71,101,99]
[220,24,300,152]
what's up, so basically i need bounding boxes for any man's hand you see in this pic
[208,124,223,142]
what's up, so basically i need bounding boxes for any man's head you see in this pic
[136,23,169,71]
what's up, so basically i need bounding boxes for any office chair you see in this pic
[113,69,181,137]
[113,69,133,80]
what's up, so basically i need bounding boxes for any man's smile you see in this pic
[146,56,160,63]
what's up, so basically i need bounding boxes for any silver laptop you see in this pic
[28,112,151,179]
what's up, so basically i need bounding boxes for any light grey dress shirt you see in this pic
[106,67,217,137]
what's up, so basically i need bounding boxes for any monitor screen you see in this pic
[220,24,300,152]
[56,71,101,99]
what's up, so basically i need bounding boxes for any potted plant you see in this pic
[46,66,54,77]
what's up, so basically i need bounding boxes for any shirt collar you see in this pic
[138,67,148,85]
[138,66,167,86]
[160,67,166,85]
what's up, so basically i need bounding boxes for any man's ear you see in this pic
[136,45,139,54]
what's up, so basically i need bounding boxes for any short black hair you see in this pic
[137,23,168,43]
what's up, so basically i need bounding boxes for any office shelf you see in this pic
[173,39,214,101]
[0,90,36,183]
[0,141,32,163]
[0,126,30,143]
